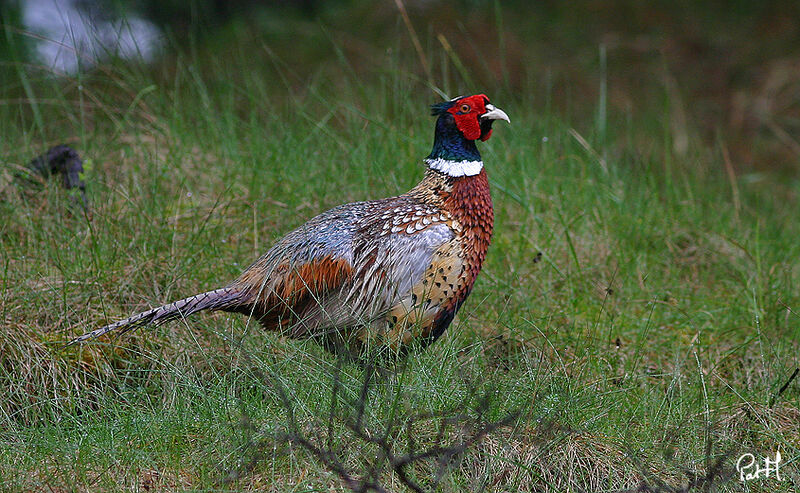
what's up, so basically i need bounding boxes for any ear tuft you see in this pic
[430,100,453,117]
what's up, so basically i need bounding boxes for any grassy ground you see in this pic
[1,7,800,492]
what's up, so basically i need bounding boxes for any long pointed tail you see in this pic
[66,287,246,346]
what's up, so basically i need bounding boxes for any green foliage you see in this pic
[1,6,799,492]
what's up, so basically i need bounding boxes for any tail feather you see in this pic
[66,287,246,346]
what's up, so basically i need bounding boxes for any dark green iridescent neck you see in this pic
[426,114,482,162]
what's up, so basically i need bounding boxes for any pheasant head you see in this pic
[426,94,509,177]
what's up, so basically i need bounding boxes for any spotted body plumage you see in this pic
[67,94,509,357]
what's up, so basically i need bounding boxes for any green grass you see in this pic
[1,12,800,492]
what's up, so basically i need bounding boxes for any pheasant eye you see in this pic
[459,104,470,113]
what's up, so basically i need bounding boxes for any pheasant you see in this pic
[67,94,509,356]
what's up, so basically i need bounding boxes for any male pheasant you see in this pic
[67,94,509,356]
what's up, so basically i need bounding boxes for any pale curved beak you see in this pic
[481,104,510,123]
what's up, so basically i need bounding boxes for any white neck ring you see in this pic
[424,158,483,177]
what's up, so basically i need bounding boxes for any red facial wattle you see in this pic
[448,94,490,141]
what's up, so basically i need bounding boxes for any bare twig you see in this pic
[224,351,519,492]
[770,367,799,408]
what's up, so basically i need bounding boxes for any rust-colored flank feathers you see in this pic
[67,95,510,357]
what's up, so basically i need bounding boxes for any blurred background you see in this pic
[2,0,799,177]
[2,5,799,489]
